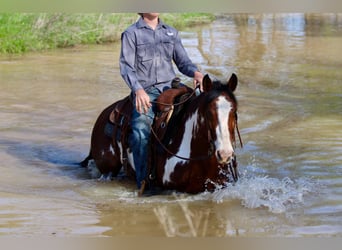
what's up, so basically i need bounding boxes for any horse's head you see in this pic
[201,73,241,180]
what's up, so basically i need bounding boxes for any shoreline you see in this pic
[0,13,215,54]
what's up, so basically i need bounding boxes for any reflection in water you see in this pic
[0,14,341,236]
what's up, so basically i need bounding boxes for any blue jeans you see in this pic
[129,86,160,189]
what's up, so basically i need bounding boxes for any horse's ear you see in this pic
[202,74,213,92]
[227,73,238,92]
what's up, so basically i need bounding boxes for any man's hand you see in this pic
[193,71,204,92]
[135,89,152,113]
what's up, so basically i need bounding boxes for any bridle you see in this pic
[149,88,243,162]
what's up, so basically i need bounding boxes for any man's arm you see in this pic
[120,31,151,113]
[172,31,204,89]
[119,31,143,93]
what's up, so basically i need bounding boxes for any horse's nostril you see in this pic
[217,150,234,163]
[217,151,222,161]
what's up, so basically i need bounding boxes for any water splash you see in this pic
[86,159,101,179]
[211,175,322,213]
[85,158,322,213]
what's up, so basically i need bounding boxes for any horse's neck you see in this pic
[162,96,207,146]
[179,97,209,141]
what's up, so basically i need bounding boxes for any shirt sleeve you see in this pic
[119,31,143,92]
[172,30,199,78]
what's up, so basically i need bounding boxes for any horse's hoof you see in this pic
[98,172,113,181]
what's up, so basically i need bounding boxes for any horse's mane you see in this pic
[161,92,195,144]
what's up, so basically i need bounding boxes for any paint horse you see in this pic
[81,73,242,194]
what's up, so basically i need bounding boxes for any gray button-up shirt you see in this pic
[119,17,199,93]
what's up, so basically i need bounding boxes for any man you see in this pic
[119,13,203,192]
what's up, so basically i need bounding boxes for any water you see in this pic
[0,13,341,237]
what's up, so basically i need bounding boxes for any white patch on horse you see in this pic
[109,144,115,155]
[117,141,135,171]
[163,111,199,184]
[101,144,115,158]
[117,141,123,161]
[215,96,234,160]
[127,150,135,171]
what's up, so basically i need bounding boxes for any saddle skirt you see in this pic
[109,95,132,126]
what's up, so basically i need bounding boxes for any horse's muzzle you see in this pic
[216,149,234,165]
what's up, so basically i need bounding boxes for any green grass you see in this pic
[162,13,216,29]
[0,13,215,54]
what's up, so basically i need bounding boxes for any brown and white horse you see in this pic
[81,73,242,194]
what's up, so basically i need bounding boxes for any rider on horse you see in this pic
[119,13,204,192]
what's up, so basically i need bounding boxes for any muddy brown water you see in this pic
[0,14,341,236]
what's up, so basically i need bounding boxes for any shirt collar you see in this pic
[136,17,167,30]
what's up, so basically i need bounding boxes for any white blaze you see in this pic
[215,96,234,160]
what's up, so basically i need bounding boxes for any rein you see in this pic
[235,114,243,148]
[150,85,199,107]
[150,124,214,161]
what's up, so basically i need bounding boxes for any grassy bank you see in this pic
[0,13,215,54]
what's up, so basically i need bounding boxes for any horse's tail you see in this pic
[80,151,93,168]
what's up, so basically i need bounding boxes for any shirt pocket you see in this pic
[136,43,154,76]
[136,43,154,62]
[161,40,174,60]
